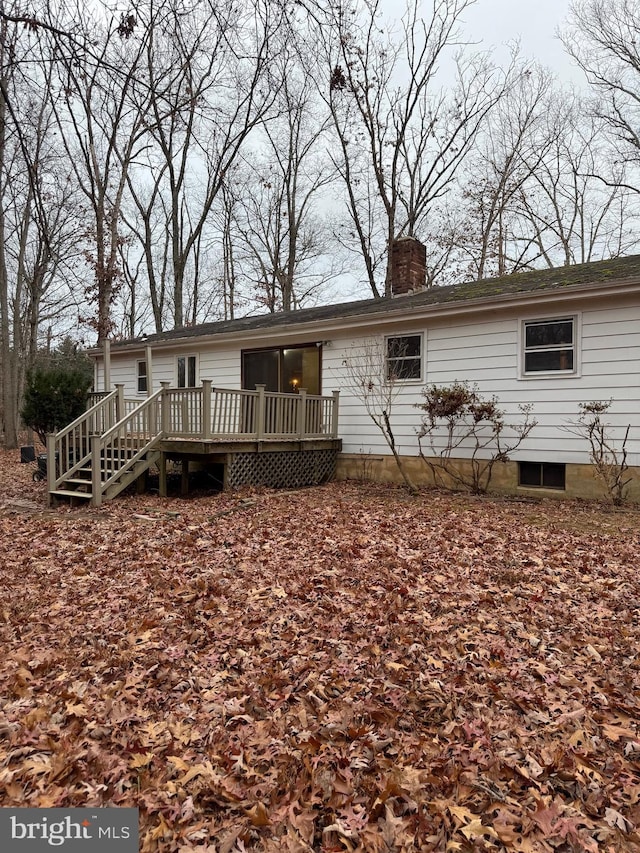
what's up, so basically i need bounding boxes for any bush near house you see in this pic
[565,400,633,505]
[417,381,537,494]
[21,362,93,446]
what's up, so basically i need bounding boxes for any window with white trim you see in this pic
[177,354,197,388]
[137,360,147,394]
[523,318,575,374]
[386,334,422,381]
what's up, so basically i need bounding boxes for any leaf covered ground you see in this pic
[0,449,639,852]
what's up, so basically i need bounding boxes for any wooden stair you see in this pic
[50,446,161,506]
[48,387,166,507]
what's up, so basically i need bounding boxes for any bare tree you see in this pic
[121,155,171,333]
[0,6,87,446]
[127,0,281,330]
[217,178,241,321]
[0,14,18,445]
[41,2,151,344]
[563,400,632,505]
[320,0,511,296]
[230,57,341,313]
[564,0,640,180]
[455,66,552,280]
[340,338,418,493]
[517,95,639,266]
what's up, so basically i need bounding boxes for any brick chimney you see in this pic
[390,236,427,296]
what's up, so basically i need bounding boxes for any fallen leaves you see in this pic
[0,447,639,850]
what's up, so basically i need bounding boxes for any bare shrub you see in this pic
[341,339,418,494]
[565,401,631,505]
[417,382,537,494]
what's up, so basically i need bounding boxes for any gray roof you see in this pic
[113,254,640,348]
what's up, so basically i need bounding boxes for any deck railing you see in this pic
[90,387,165,505]
[159,382,339,440]
[48,383,339,504]
[50,383,338,488]
[48,385,150,494]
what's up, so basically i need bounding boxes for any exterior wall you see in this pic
[100,344,242,400]
[322,298,640,469]
[95,291,640,497]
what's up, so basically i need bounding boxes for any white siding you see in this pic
[98,300,640,467]
[327,304,640,466]
[106,345,241,399]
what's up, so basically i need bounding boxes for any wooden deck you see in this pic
[50,384,341,504]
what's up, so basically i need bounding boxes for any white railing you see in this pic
[158,382,339,441]
[47,388,122,494]
[90,387,165,505]
[209,387,251,437]
[87,391,111,408]
[161,386,204,437]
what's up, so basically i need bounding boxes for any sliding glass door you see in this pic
[242,346,321,394]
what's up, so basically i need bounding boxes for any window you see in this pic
[137,360,147,394]
[242,346,321,394]
[523,318,575,374]
[519,461,566,490]
[386,334,422,381]
[177,355,197,388]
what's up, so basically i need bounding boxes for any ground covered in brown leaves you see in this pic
[1,447,639,852]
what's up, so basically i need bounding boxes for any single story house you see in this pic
[50,239,640,504]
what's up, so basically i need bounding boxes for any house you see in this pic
[51,239,640,504]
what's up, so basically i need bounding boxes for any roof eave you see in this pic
[91,277,640,356]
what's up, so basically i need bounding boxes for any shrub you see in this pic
[417,382,537,494]
[565,401,631,505]
[21,365,93,445]
[341,339,418,494]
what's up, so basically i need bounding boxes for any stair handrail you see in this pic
[98,386,163,444]
[47,388,120,494]
[92,387,165,506]
[54,388,119,443]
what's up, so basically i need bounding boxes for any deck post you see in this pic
[145,345,153,396]
[331,391,340,438]
[115,384,125,423]
[158,452,167,497]
[103,340,111,391]
[91,434,102,507]
[136,473,146,493]
[297,389,307,438]
[202,380,212,439]
[160,382,170,434]
[46,433,56,505]
[256,385,265,440]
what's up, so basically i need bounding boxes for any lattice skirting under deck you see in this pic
[227,449,338,489]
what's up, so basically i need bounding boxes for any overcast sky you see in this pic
[460,0,584,84]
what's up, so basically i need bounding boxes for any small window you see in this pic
[523,318,575,374]
[519,461,566,490]
[177,355,197,388]
[386,334,422,381]
[137,360,147,394]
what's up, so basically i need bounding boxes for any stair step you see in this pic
[50,489,93,500]
[50,430,162,505]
